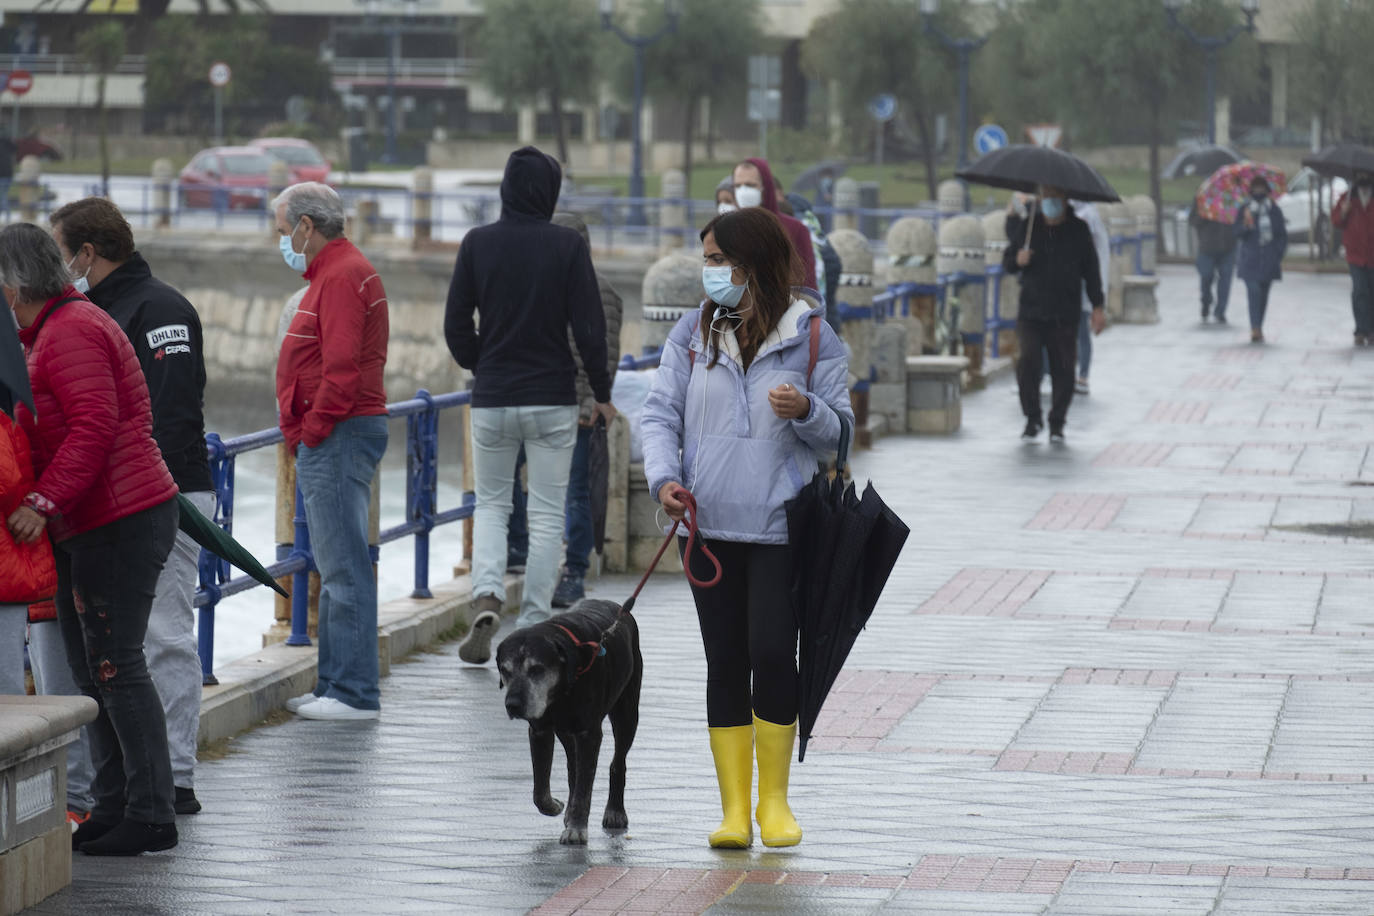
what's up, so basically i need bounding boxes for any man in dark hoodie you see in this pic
[444,147,616,665]
[732,157,818,291]
[1003,185,1105,443]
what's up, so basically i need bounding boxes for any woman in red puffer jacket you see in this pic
[2,223,180,857]
[0,411,56,695]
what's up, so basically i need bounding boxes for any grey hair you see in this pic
[272,181,346,239]
[0,223,72,304]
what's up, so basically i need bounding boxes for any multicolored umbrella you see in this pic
[1196,162,1286,223]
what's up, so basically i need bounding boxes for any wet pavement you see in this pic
[27,265,1374,914]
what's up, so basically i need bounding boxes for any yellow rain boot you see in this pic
[753,714,802,847]
[707,726,753,848]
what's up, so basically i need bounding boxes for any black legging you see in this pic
[682,537,797,727]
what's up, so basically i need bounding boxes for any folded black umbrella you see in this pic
[177,493,288,597]
[588,417,609,555]
[1163,144,1241,180]
[1302,144,1374,182]
[956,145,1121,203]
[2,296,33,420]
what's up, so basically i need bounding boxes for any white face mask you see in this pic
[66,253,90,294]
[717,202,737,216]
[733,184,763,209]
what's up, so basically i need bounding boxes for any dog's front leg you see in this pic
[529,724,564,817]
[557,728,602,845]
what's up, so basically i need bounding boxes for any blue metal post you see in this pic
[409,389,437,599]
[287,484,313,646]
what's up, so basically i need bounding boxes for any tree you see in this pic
[802,0,962,198]
[479,0,605,168]
[621,0,763,184]
[1290,0,1374,144]
[76,20,126,197]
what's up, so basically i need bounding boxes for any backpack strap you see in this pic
[30,295,85,339]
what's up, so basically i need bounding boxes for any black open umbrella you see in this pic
[2,295,33,420]
[956,145,1121,203]
[785,420,909,762]
[1163,144,1241,180]
[1302,144,1374,181]
[588,417,609,555]
[178,493,289,597]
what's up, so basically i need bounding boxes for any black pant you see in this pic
[55,498,178,824]
[681,538,796,728]
[1017,318,1077,428]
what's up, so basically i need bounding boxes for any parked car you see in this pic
[249,137,332,184]
[178,147,275,210]
[1279,166,1347,248]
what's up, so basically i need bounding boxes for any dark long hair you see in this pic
[698,207,798,369]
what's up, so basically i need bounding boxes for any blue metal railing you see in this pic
[193,388,473,684]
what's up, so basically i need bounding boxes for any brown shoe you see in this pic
[1250,329,1264,344]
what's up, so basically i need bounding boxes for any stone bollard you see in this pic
[17,155,41,222]
[827,228,876,446]
[885,216,937,355]
[659,169,686,255]
[1128,193,1157,274]
[936,215,986,376]
[832,176,860,233]
[354,198,379,246]
[1101,202,1132,322]
[868,322,908,436]
[413,166,434,246]
[152,158,174,229]
[981,209,1019,360]
[937,179,965,216]
[640,252,702,354]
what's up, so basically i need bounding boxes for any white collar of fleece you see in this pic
[716,298,814,366]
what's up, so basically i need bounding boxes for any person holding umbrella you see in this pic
[1003,185,1105,442]
[641,206,853,849]
[1331,170,1374,346]
[1236,175,1288,344]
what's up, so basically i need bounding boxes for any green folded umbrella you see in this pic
[178,493,289,598]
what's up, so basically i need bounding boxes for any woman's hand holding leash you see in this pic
[658,481,688,521]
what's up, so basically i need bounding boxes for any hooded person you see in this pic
[443,146,617,665]
[715,177,737,215]
[1333,170,1374,345]
[732,158,818,292]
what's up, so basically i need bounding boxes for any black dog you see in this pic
[495,599,642,845]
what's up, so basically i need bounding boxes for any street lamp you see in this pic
[1164,0,1259,145]
[600,0,680,226]
[920,0,989,210]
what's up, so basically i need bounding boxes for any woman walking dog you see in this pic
[641,207,853,848]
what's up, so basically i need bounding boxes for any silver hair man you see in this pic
[271,182,346,239]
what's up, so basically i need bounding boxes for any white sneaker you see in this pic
[285,692,318,714]
[458,610,501,665]
[295,696,379,721]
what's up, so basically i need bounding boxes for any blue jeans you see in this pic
[471,405,578,627]
[564,425,595,577]
[1350,265,1374,336]
[28,619,96,811]
[1197,247,1236,318]
[1245,278,1272,331]
[506,447,528,565]
[296,414,388,711]
[1077,310,1092,380]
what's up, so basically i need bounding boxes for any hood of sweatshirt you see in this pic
[500,146,561,221]
[743,157,782,214]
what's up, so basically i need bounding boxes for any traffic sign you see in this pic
[973,124,1008,155]
[868,94,897,123]
[208,62,232,88]
[747,88,781,124]
[1026,123,1063,148]
[6,70,33,96]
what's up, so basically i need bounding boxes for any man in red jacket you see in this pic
[732,157,818,291]
[1332,171,1374,346]
[272,182,390,721]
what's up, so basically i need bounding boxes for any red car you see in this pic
[178,147,275,210]
[249,138,332,184]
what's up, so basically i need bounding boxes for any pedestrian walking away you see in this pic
[641,206,854,849]
[1331,170,1374,346]
[1190,201,1237,324]
[273,182,391,722]
[1236,176,1288,343]
[3,223,181,856]
[443,146,616,664]
[1003,186,1105,442]
[51,197,214,815]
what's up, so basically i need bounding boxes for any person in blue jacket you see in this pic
[1236,175,1288,344]
[641,206,853,850]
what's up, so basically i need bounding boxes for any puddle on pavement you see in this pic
[1270,522,1374,540]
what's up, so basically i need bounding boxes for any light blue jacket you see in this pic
[641,293,854,544]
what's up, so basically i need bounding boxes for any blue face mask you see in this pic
[279,225,307,273]
[1040,197,1065,221]
[702,265,747,309]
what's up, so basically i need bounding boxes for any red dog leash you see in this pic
[620,486,721,615]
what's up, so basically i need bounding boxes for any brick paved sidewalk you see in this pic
[29,266,1374,915]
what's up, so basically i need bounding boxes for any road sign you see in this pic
[747,88,781,124]
[748,55,781,90]
[208,62,232,88]
[1026,123,1062,148]
[974,124,1008,155]
[6,70,33,96]
[868,94,897,123]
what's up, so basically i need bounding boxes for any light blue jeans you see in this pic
[471,405,578,628]
[296,414,388,711]
[28,617,96,812]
